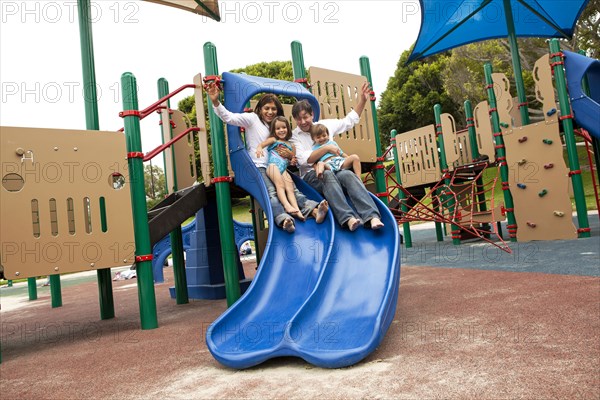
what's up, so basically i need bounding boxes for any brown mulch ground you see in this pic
[1,264,598,399]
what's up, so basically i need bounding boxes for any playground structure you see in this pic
[375,41,599,250]
[1,0,597,369]
[0,31,401,367]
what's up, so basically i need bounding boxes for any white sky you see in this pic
[1,0,422,154]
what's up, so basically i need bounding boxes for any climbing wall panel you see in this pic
[493,66,577,241]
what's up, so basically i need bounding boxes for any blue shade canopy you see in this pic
[408,0,590,62]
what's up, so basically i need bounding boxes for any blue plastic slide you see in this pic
[563,51,600,139]
[205,73,401,368]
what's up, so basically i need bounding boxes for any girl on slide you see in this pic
[256,116,305,220]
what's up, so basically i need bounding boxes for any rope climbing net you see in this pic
[389,162,512,253]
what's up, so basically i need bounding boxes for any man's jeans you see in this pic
[303,169,380,226]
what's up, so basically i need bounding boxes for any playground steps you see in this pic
[148,184,212,246]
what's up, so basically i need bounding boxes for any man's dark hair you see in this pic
[291,100,313,119]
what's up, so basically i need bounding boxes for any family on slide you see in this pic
[206,81,383,233]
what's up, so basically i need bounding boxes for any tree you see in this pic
[144,164,167,210]
[377,49,461,149]
[231,61,298,104]
[574,0,600,57]
[231,60,294,82]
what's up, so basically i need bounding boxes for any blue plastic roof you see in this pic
[408,0,590,62]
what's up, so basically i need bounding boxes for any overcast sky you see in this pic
[1,0,421,153]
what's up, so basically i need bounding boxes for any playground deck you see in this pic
[1,214,598,399]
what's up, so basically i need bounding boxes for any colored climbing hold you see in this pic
[518,159,527,165]
[538,189,548,197]
[517,183,526,189]
[518,136,528,143]
[553,211,565,217]
[542,139,553,144]
[546,108,557,116]
[544,163,554,169]
[526,222,537,228]
[500,122,509,128]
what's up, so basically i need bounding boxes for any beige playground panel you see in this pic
[159,74,214,191]
[394,124,441,188]
[472,101,498,162]
[160,109,199,192]
[393,106,496,189]
[193,74,213,185]
[309,67,377,163]
[1,127,135,279]
[439,113,476,168]
[492,55,577,241]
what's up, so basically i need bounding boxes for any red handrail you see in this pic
[117,83,198,131]
[143,127,201,162]
[139,84,197,119]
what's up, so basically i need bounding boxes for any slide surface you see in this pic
[206,73,401,368]
[564,50,600,139]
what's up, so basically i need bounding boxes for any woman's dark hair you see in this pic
[254,94,284,123]
[270,116,292,141]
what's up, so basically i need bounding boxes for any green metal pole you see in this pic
[121,72,159,329]
[465,100,490,236]
[77,0,114,318]
[391,130,412,247]
[158,78,189,304]
[359,56,388,205]
[291,41,307,85]
[503,0,530,126]
[77,0,100,129]
[50,275,62,307]
[484,63,518,242]
[27,277,37,300]
[434,104,461,246]
[464,100,480,160]
[549,40,590,237]
[203,42,241,306]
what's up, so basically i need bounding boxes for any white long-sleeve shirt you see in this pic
[290,110,360,178]
[212,103,270,168]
